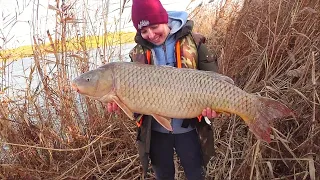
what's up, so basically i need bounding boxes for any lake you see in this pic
[2,43,136,98]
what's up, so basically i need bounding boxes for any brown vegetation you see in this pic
[194,0,319,179]
[0,0,319,179]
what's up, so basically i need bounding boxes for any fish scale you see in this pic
[72,62,293,142]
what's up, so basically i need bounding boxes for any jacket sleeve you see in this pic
[129,44,147,64]
[197,43,219,72]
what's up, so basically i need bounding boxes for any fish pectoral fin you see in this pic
[99,94,114,103]
[151,114,173,131]
[111,96,134,120]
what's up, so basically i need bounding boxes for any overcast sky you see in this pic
[0,0,215,49]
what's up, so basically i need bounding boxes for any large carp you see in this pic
[71,62,293,142]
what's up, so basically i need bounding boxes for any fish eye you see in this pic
[86,78,90,81]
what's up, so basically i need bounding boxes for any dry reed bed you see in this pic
[200,0,319,179]
[0,0,319,179]
[0,0,143,179]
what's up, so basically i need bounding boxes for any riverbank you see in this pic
[0,32,135,61]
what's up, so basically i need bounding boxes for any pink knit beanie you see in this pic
[131,0,168,31]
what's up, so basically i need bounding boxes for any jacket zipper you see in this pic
[162,43,168,65]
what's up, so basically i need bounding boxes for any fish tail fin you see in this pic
[242,97,294,143]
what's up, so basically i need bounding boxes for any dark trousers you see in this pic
[150,130,205,180]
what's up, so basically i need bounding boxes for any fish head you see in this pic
[71,66,114,100]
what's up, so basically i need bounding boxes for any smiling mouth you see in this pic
[152,36,161,42]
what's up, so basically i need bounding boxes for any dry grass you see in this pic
[0,0,319,179]
[194,0,319,179]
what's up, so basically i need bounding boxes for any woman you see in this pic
[108,0,218,179]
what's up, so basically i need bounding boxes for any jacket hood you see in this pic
[167,11,188,34]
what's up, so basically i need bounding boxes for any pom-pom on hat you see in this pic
[131,0,168,31]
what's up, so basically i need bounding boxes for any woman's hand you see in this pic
[106,102,120,114]
[201,107,218,119]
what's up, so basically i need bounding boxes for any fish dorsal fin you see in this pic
[219,75,234,84]
[204,71,234,84]
[151,114,173,131]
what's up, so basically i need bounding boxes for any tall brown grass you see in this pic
[194,0,319,179]
[0,0,319,179]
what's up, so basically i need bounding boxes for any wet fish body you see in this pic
[72,62,293,142]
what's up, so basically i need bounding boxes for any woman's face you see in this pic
[140,24,170,45]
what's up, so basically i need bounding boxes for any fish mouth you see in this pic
[71,82,80,93]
